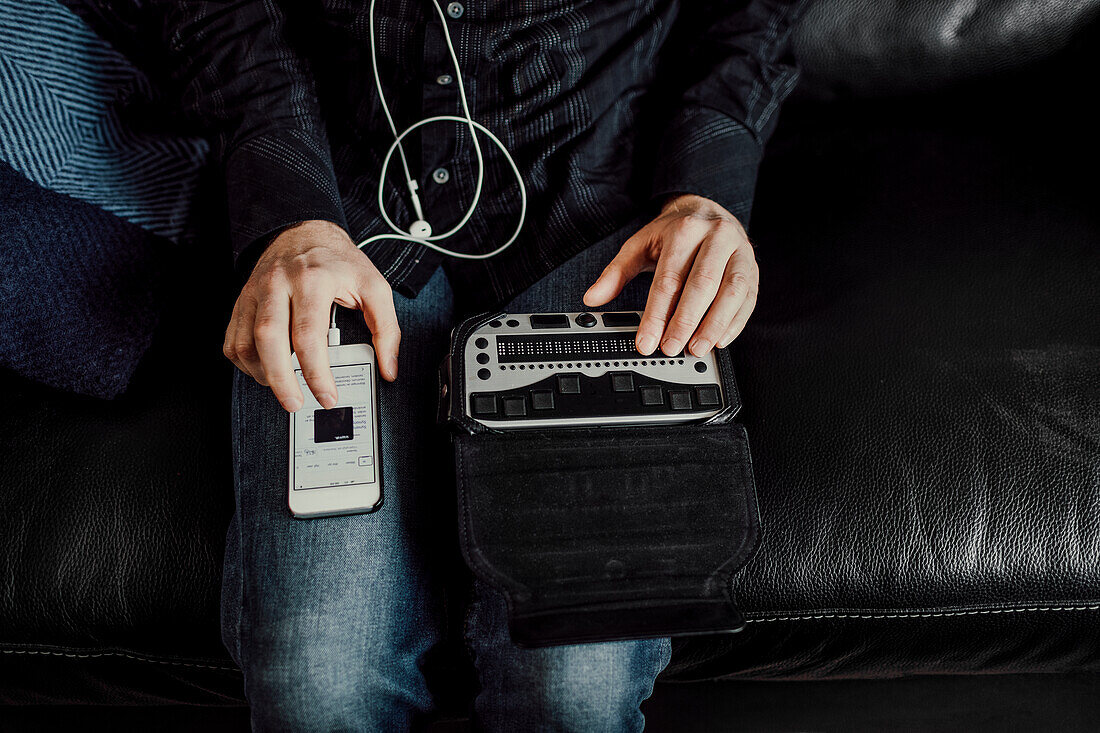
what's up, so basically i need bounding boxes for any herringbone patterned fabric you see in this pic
[0,0,208,242]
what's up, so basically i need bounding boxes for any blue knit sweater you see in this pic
[0,0,209,398]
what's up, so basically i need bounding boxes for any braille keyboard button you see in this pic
[476,353,489,364]
[611,373,634,392]
[530,314,570,329]
[506,319,520,327]
[575,312,597,328]
[694,361,708,373]
[502,396,527,417]
[475,337,488,349]
[602,312,641,327]
[558,375,581,394]
[695,385,721,407]
[531,390,555,410]
[477,368,491,380]
[639,386,664,406]
[669,390,692,410]
[471,395,497,416]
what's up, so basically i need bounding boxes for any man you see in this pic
[155,0,803,728]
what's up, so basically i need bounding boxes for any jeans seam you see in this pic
[232,371,250,676]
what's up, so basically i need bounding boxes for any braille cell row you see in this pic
[497,359,687,371]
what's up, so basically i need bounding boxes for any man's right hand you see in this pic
[222,220,401,412]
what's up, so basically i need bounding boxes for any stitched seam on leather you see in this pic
[0,648,238,671]
[745,604,1100,623]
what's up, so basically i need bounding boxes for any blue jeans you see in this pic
[221,223,672,731]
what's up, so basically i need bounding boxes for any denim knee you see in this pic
[242,629,366,731]
[238,606,434,731]
[472,635,672,733]
[532,638,672,732]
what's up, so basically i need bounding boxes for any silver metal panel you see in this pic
[463,311,724,429]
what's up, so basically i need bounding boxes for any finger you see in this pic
[222,300,242,370]
[660,227,737,355]
[230,295,270,386]
[358,272,401,382]
[716,285,759,348]
[687,244,757,356]
[582,231,651,308]
[253,292,303,412]
[290,289,339,409]
[635,225,702,355]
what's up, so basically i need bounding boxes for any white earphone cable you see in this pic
[359,0,526,261]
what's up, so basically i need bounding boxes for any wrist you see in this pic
[659,193,738,222]
[274,219,351,243]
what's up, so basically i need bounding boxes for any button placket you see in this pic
[418,10,465,235]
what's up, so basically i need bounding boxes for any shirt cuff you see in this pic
[650,106,764,227]
[223,127,348,270]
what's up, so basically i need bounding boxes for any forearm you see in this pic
[652,0,806,224]
[150,0,346,264]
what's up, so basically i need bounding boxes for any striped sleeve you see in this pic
[152,0,346,266]
[652,0,806,226]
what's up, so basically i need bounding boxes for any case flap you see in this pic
[455,422,760,646]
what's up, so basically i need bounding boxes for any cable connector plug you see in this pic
[328,304,341,347]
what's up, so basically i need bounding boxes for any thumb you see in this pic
[583,237,649,308]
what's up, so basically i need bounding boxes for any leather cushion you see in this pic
[668,59,1100,679]
[792,0,1100,97]
[1,43,1098,703]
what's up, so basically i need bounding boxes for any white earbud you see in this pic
[358,0,526,261]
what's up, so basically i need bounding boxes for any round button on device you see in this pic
[476,353,489,364]
[475,337,488,349]
[506,319,519,327]
[489,320,502,328]
[575,312,597,328]
[694,361,708,373]
[477,368,491,380]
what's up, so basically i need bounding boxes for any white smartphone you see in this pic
[288,343,383,518]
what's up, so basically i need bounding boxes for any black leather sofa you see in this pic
[3,1,1099,729]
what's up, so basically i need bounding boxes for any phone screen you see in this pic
[292,362,378,491]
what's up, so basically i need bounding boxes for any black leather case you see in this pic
[441,312,761,647]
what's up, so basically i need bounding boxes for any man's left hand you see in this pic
[583,194,758,357]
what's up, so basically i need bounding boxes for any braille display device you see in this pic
[458,310,729,430]
[441,310,760,648]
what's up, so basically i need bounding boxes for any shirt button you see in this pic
[432,168,451,184]
[446,2,464,19]
[436,74,453,86]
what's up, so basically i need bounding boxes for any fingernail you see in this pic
[286,397,303,413]
[662,339,683,356]
[688,338,705,356]
[317,392,336,409]
[389,356,399,376]
[637,333,657,354]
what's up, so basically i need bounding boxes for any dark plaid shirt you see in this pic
[153,0,804,308]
